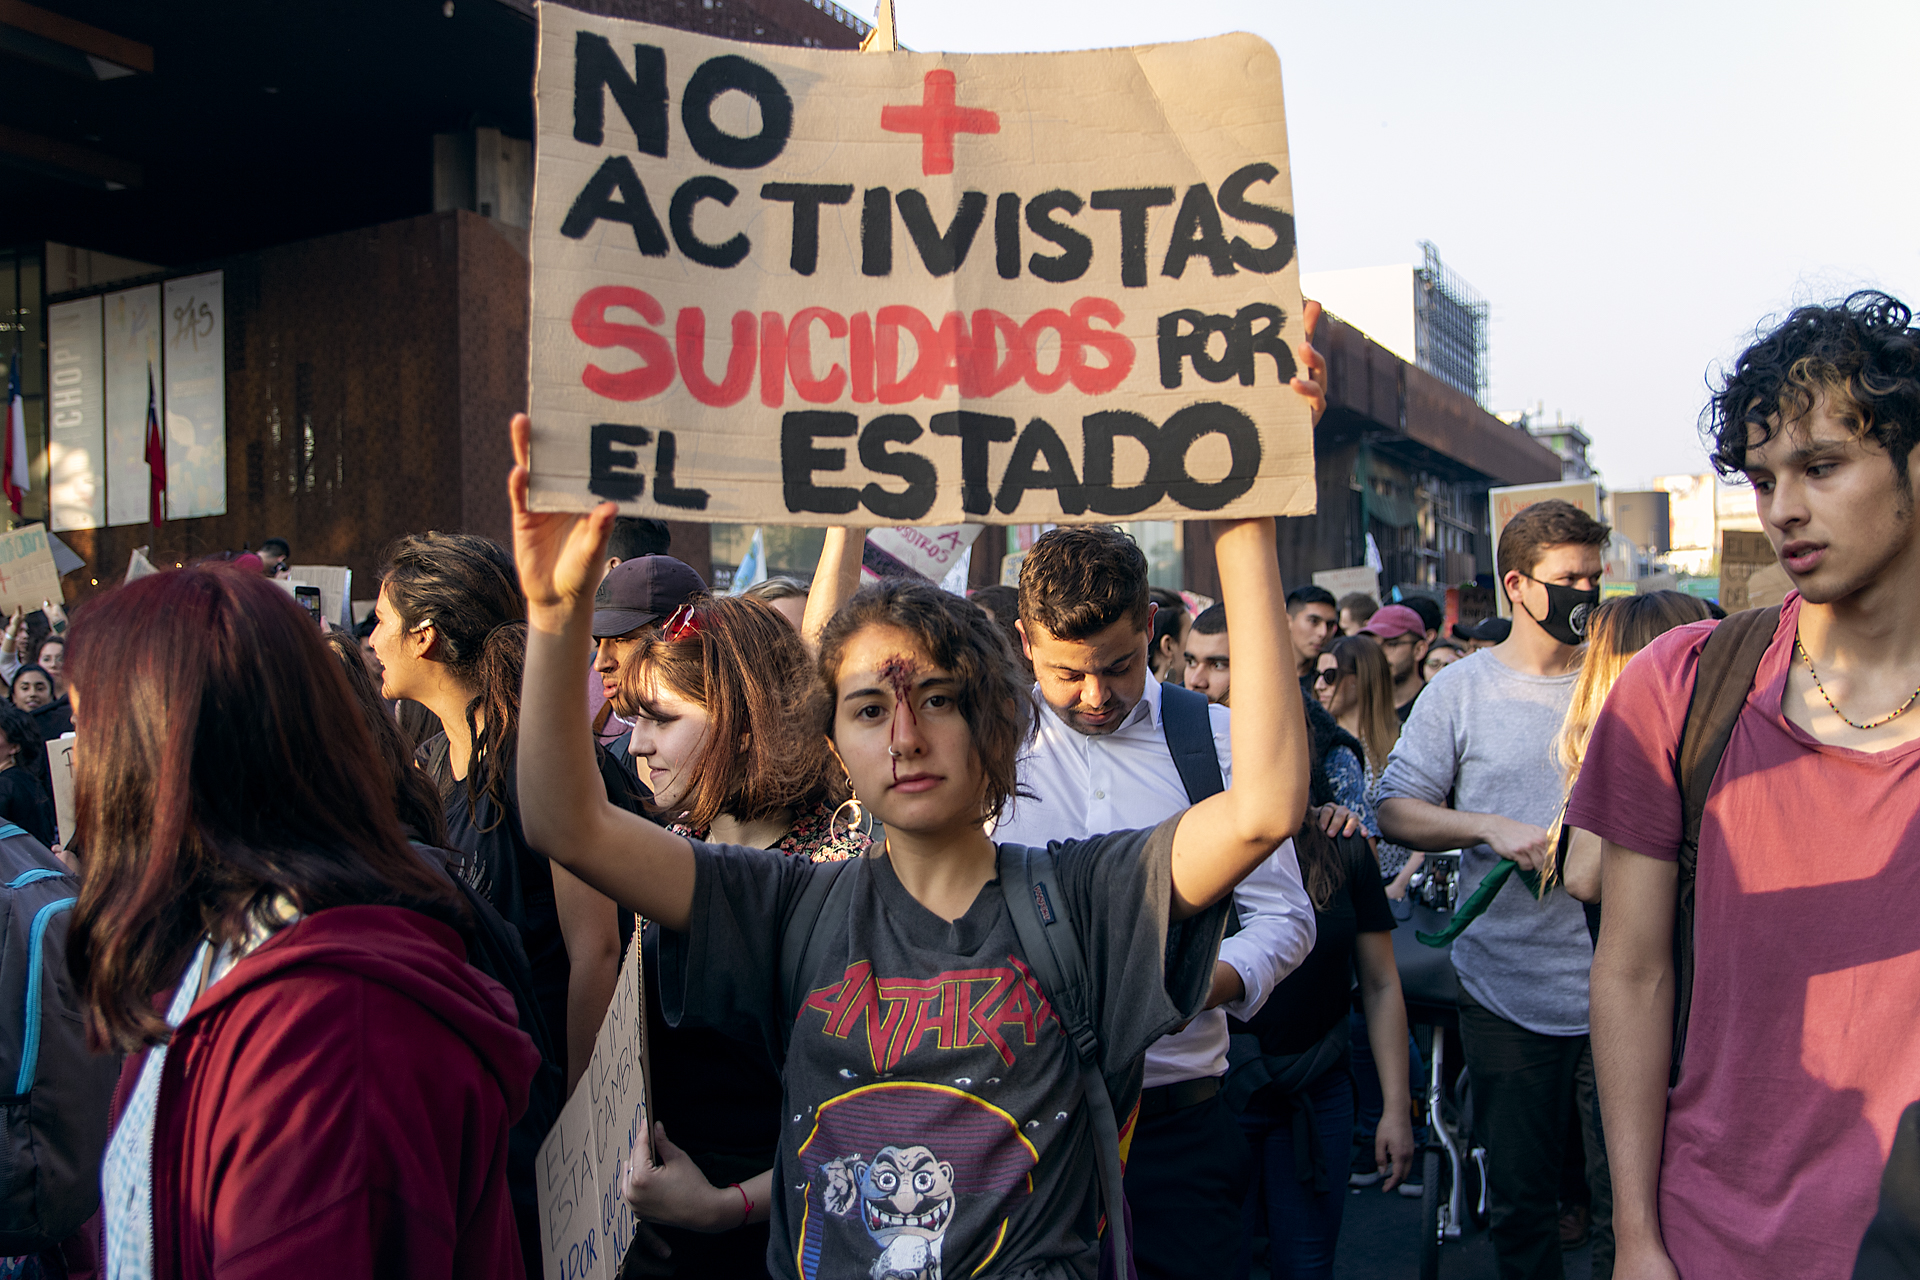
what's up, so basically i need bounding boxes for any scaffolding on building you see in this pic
[1414,240,1489,405]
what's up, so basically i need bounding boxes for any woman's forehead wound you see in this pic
[878,654,919,705]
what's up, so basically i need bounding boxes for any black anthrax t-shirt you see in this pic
[659,816,1228,1280]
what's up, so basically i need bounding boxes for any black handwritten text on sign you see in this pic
[527,13,1316,525]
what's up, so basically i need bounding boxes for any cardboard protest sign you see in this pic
[864,524,979,585]
[46,733,74,849]
[526,12,1315,526]
[0,526,66,614]
[1487,481,1601,617]
[1718,529,1777,612]
[1312,565,1378,602]
[537,932,650,1280]
[1743,561,1791,610]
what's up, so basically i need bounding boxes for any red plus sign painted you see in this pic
[880,70,999,176]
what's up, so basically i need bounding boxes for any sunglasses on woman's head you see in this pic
[662,603,704,642]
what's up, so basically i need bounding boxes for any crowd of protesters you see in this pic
[0,291,1915,1280]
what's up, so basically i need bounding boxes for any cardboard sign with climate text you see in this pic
[526,12,1315,526]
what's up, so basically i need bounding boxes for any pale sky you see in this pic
[855,0,1920,489]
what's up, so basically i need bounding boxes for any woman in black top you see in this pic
[367,532,624,1097]
[1229,741,1413,1280]
[11,663,70,741]
[0,699,55,847]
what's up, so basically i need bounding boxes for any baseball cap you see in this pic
[1468,616,1512,643]
[1359,604,1426,641]
[591,556,708,638]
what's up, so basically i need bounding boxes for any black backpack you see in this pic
[773,683,1224,1270]
[1670,604,1779,1084]
[0,822,119,1254]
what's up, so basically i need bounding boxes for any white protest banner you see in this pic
[863,524,980,585]
[538,932,650,1280]
[526,14,1314,527]
[0,526,65,615]
[1487,480,1601,617]
[1312,565,1378,602]
[45,734,74,849]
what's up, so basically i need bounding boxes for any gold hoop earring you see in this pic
[830,793,866,839]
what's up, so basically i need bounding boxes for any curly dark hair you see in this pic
[815,578,1032,825]
[1706,290,1920,482]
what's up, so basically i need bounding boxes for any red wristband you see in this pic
[730,1182,753,1226]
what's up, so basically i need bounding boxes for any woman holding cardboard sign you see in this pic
[510,311,1319,1279]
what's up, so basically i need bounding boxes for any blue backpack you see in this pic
[0,824,118,1254]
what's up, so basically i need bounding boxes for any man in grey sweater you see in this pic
[1378,499,1614,1280]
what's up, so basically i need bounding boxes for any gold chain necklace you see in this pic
[1794,631,1920,730]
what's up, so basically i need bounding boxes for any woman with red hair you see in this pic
[67,566,539,1279]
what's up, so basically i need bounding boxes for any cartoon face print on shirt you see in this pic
[796,1083,1037,1280]
[821,1145,955,1279]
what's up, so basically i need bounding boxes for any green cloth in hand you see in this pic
[1416,860,1543,947]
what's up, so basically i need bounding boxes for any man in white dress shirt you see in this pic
[995,525,1317,1280]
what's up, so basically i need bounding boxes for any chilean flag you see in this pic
[2,360,24,516]
[143,364,164,528]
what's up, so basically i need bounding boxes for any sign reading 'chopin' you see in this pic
[526,11,1315,525]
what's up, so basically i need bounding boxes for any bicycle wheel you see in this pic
[1419,1148,1444,1280]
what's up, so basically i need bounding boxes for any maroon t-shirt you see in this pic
[1566,592,1920,1279]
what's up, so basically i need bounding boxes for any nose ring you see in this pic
[888,746,904,758]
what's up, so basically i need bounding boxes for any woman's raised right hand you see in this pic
[508,413,617,615]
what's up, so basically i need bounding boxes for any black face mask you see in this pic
[1522,577,1599,647]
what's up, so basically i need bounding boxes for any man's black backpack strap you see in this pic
[1159,683,1225,805]
[779,857,860,1056]
[1671,604,1778,1084]
[1855,1099,1920,1279]
[997,843,1130,1270]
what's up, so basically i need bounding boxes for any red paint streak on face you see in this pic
[879,654,919,782]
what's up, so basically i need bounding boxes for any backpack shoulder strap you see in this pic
[779,858,859,1056]
[1159,682,1225,805]
[1670,604,1778,1083]
[15,890,76,1097]
[998,843,1129,1268]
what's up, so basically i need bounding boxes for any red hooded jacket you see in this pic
[109,905,540,1279]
